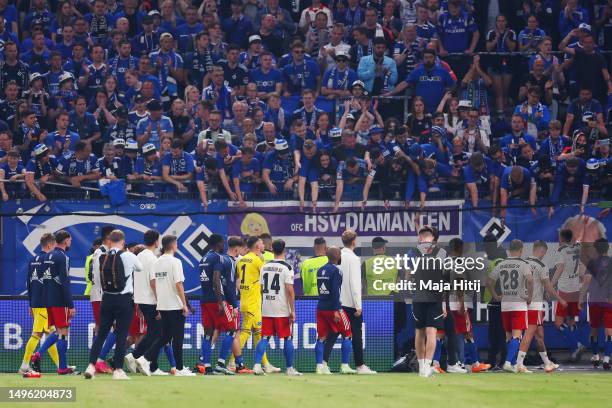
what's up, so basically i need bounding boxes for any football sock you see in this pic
[23,335,40,363]
[219,333,234,363]
[38,332,58,355]
[516,351,526,367]
[424,358,432,369]
[456,336,465,364]
[433,339,442,363]
[315,339,324,365]
[323,333,338,362]
[254,337,269,365]
[163,344,175,367]
[235,355,244,368]
[418,359,424,373]
[558,324,575,351]
[506,338,520,365]
[605,336,612,358]
[56,336,68,370]
[48,344,59,367]
[201,335,212,366]
[341,338,352,365]
[284,338,294,368]
[464,339,475,365]
[565,324,578,352]
[98,331,116,361]
[253,331,269,366]
[539,351,551,365]
[471,341,480,364]
[590,335,599,356]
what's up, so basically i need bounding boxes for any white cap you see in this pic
[29,72,43,84]
[58,72,74,84]
[112,138,126,147]
[125,139,139,151]
[335,50,350,59]
[142,143,157,155]
[458,100,472,109]
[274,138,289,152]
[579,23,592,32]
[249,35,262,44]
[148,10,161,16]
[351,80,365,88]
[160,32,173,41]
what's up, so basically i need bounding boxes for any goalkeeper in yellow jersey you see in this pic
[234,236,280,373]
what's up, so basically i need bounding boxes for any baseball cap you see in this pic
[334,50,350,60]
[346,113,356,121]
[160,32,173,41]
[369,127,384,136]
[29,72,43,84]
[112,138,126,148]
[33,143,48,157]
[274,138,289,153]
[330,127,342,139]
[458,100,472,109]
[579,23,592,33]
[125,139,139,151]
[147,100,162,111]
[249,35,262,44]
[351,80,365,89]
[148,10,161,17]
[587,158,602,171]
[430,126,446,138]
[371,236,388,248]
[58,72,74,85]
[142,143,157,156]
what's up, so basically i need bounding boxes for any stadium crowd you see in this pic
[0,0,611,213]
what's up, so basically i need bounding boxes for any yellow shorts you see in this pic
[32,308,51,333]
[240,310,262,332]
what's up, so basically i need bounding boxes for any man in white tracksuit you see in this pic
[338,229,377,375]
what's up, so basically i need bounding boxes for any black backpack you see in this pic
[99,250,126,293]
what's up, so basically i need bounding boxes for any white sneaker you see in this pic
[253,364,265,376]
[84,364,96,379]
[263,363,281,374]
[419,366,435,377]
[316,364,332,375]
[517,365,532,374]
[18,364,31,375]
[502,362,517,373]
[151,369,169,376]
[356,365,377,375]
[175,367,196,377]
[339,364,356,374]
[124,353,137,373]
[112,369,130,380]
[135,356,151,376]
[447,363,468,374]
[286,367,303,376]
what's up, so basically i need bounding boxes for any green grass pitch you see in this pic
[1,372,610,408]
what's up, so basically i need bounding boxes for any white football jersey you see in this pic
[555,244,581,293]
[490,257,531,312]
[260,260,294,317]
[525,257,549,311]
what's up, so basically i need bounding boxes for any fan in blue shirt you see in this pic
[161,139,195,193]
[231,147,260,203]
[282,44,320,96]
[135,143,164,194]
[391,50,455,114]
[262,139,296,195]
[417,158,455,207]
[500,115,538,161]
[499,165,537,219]
[249,52,284,97]
[551,157,589,208]
[463,152,496,207]
[55,141,99,188]
[437,3,479,54]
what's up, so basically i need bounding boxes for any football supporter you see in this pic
[486,239,533,373]
[253,239,302,376]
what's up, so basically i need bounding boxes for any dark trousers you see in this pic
[443,309,458,367]
[487,303,507,367]
[343,306,364,367]
[89,293,133,369]
[133,303,161,371]
[144,310,185,370]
